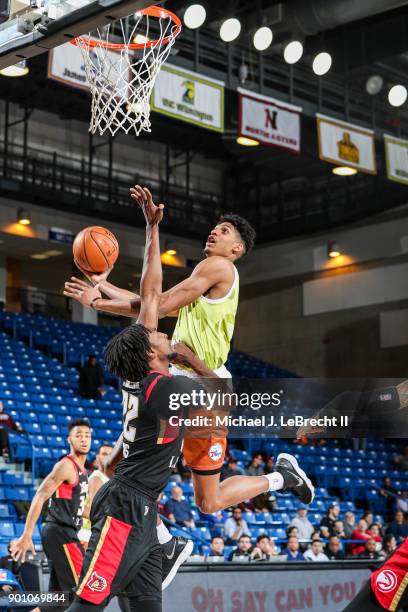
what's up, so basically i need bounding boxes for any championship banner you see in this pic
[48,41,128,93]
[238,88,301,152]
[317,114,377,174]
[151,64,224,132]
[384,134,408,185]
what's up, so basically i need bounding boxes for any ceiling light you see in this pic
[237,136,260,147]
[332,166,358,176]
[133,33,149,44]
[183,4,206,29]
[284,40,303,64]
[220,18,241,42]
[366,75,383,96]
[388,85,408,107]
[328,242,341,258]
[312,52,332,76]
[31,250,63,260]
[0,60,29,77]
[253,26,273,51]
[17,209,31,225]
[164,242,177,256]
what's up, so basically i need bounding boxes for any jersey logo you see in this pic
[144,505,149,516]
[208,443,223,463]
[87,571,108,592]
[375,570,398,593]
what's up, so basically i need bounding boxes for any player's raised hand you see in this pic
[64,277,102,307]
[170,342,197,367]
[10,535,35,563]
[75,262,113,286]
[130,185,164,226]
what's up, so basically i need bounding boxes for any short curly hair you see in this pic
[217,214,256,257]
[104,324,151,382]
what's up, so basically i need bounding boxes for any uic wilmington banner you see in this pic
[151,64,224,132]
[384,134,408,185]
[238,88,302,152]
[316,113,377,174]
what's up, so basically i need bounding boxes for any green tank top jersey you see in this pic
[172,265,239,370]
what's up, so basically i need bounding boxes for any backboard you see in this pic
[0,0,159,69]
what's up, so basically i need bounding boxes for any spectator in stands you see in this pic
[224,506,251,544]
[287,526,299,539]
[265,456,274,474]
[350,519,382,555]
[320,502,341,538]
[325,536,345,560]
[221,458,244,480]
[380,477,398,514]
[164,486,195,529]
[245,453,264,476]
[0,540,21,577]
[79,355,104,400]
[385,510,408,543]
[250,535,277,561]
[380,534,397,558]
[358,538,381,560]
[343,511,356,538]
[304,540,329,562]
[311,530,321,541]
[333,520,346,539]
[0,401,24,458]
[393,445,408,471]
[289,505,314,541]
[281,536,305,562]
[208,536,225,558]
[362,511,374,528]
[396,490,408,513]
[228,535,253,561]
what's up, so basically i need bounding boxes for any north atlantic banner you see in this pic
[151,64,224,132]
[238,88,302,152]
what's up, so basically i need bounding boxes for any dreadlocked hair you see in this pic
[217,213,256,257]
[104,324,151,382]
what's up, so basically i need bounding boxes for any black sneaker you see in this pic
[161,536,194,591]
[275,453,315,504]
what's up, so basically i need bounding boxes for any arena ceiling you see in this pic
[1,0,408,244]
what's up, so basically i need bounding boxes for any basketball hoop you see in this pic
[70,6,181,136]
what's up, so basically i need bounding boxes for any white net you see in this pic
[74,8,180,136]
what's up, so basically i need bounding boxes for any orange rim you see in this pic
[70,5,181,50]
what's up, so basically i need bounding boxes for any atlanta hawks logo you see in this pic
[208,443,223,462]
[87,571,108,592]
[375,570,398,593]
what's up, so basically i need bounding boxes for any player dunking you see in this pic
[64,185,315,587]
[11,420,91,609]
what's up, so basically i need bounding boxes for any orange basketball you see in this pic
[73,226,119,273]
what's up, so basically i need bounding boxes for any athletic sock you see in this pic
[264,472,284,492]
[157,520,173,544]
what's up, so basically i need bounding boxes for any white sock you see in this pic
[157,520,173,544]
[264,472,284,492]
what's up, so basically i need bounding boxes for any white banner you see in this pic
[317,114,377,174]
[238,88,302,152]
[163,566,371,612]
[151,64,224,132]
[384,134,408,185]
[48,41,129,95]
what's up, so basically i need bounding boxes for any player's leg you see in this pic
[156,508,193,591]
[126,545,162,612]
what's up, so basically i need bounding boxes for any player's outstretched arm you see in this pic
[104,434,124,478]
[10,459,73,562]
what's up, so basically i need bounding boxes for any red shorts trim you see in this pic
[77,516,132,604]
[63,543,84,584]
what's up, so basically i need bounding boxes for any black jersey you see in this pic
[45,455,88,529]
[115,370,199,495]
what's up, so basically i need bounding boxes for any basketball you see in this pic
[73,226,119,273]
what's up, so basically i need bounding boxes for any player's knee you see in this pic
[196,496,221,514]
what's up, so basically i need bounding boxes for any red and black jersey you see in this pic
[45,455,88,529]
[115,370,200,496]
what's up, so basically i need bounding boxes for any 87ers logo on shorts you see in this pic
[375,570,398,593]
[87,571,108,592]
[208,443,223,463]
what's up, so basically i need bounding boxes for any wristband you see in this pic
[90,297,101,309]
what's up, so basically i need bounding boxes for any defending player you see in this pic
[64,190,196,612]
[10,420,91,607]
